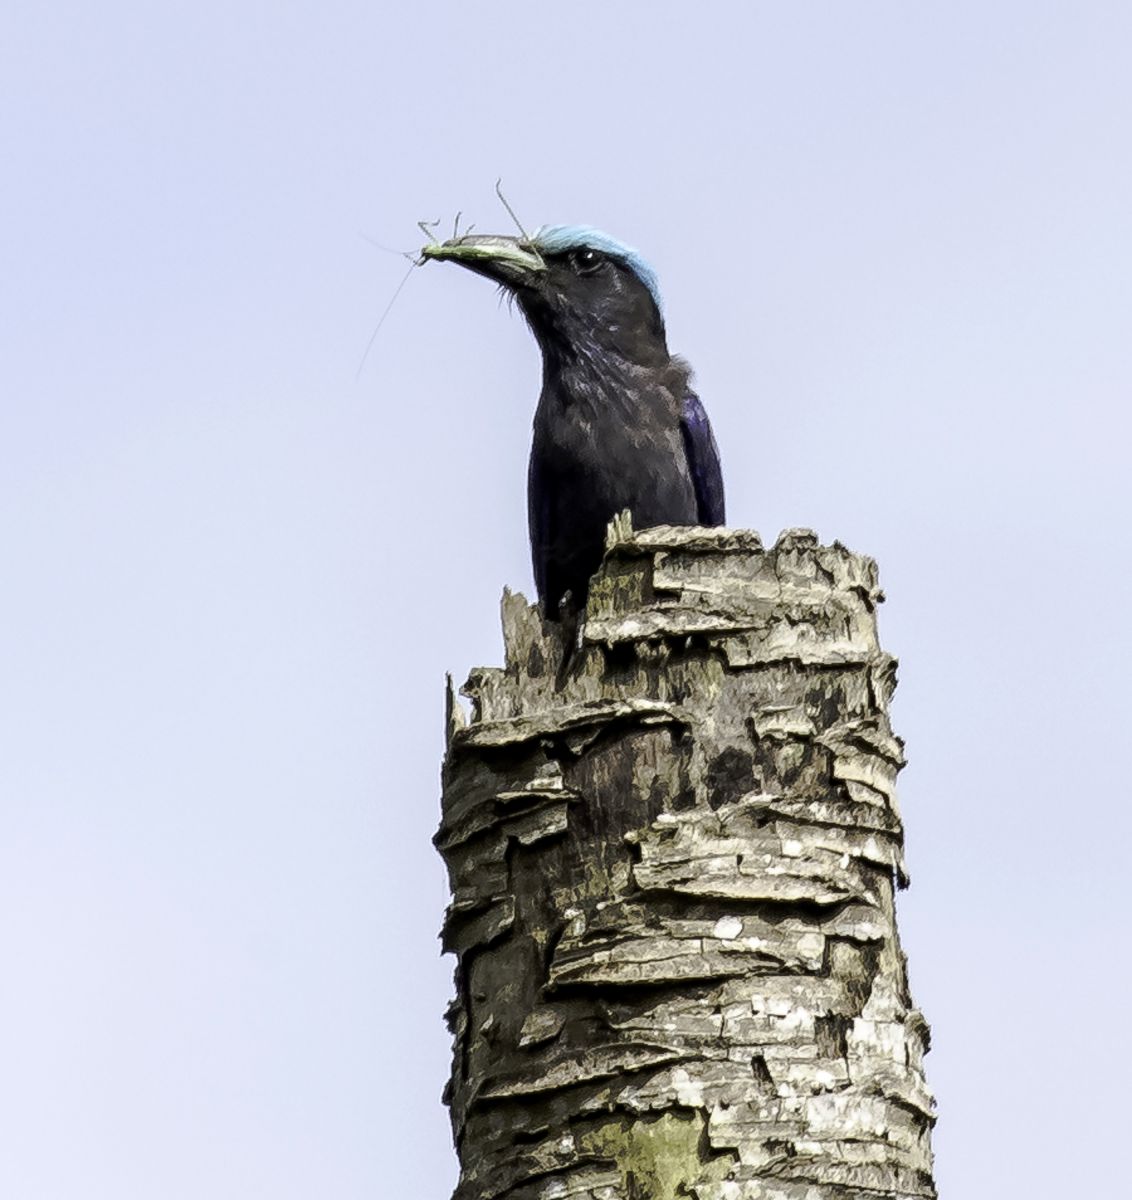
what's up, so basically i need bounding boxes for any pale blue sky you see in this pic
[2,3,1129,1197]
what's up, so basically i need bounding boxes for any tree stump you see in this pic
[436,523,936,1200]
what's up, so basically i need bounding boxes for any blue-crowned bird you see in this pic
[423,224,725,628]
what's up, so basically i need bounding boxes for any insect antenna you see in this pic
[355,259,418,382]
[359,230,417,263]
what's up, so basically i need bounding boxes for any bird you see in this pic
[423,223,725,630]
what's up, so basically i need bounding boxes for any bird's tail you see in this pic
[553,594,583,689]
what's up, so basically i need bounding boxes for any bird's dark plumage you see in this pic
[423,224,725,622]
[680,390,726,526]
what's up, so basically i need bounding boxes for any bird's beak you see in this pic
[420,234,546,290]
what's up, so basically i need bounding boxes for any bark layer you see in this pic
[437,523,935,1200]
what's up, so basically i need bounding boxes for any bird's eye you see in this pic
[570,247,603,274]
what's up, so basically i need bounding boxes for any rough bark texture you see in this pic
[437,522,935,1200]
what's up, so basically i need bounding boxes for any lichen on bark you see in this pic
[437,523,936,1200]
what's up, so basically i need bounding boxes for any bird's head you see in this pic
[422,225,668,368]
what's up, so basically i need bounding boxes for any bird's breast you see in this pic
[532,382,698,528]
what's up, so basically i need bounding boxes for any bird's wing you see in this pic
[527,447,551,608]
[680,391,725,525]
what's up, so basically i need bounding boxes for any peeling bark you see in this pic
[437,523,936,1200]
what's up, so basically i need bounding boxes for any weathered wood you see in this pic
[437,522,936,1200]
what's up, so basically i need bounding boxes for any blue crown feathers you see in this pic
[531,225,663,313]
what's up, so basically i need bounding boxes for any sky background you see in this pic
[2,2,1130,1197]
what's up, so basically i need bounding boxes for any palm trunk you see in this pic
[437,522,935,1200]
